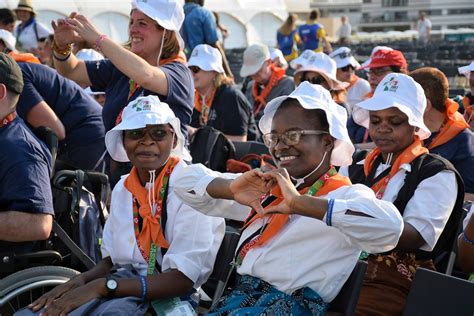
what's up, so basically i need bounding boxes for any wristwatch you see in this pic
[105,276,118,298]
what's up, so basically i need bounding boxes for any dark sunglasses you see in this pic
[189,66,201,74]
[301,75,326,85]
[124,127,174,141]
[339,65,354,72]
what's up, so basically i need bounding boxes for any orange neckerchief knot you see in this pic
[194,88,217,125]
[244,169,351,248]
[427,98,469,149]
[252,64,286,116]
[364,137,428,199]
[124,157,179,261]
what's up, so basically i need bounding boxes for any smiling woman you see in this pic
[16,96,224,316]
[50,0,194,186]
[173,82,404,315]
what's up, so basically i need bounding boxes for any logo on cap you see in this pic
[132,99,152,112]
[383,77,399,92]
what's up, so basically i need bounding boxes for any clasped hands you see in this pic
[229,168,300,215]
[51,12,103,49]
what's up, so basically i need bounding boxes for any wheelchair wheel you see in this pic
[0,266,80,314]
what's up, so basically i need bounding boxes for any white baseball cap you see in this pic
[294,52,349,90]
[240,44,271,77]
[0,30,16,52]
[269,47,288,69]
[105,95,191,162]
[259,81,354,166]
[289,49,314,70]
[188,44,224,73]
[353,73,430,140]
[330,47,360,69]
[458,61,474,79]
[360,46,393,68]
[131,0,185,48]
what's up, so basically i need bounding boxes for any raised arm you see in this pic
[52,15,92,87]
[64,14,170,96]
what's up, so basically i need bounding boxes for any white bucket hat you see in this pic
[131,0,185,48]
[188,44,224,73]
[294,52,349,91]
[259,81,355,166]
[289,49,314,70]
[360,46,393,69]
[330,47,360,69]
[353,73,430,140]
[105,95,191,162]
[0,30,16,52]
[458,61,474,79]
[239,44,270,77]
[269,47,288,69]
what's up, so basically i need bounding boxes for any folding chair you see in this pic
[327,260,367,316]
[403,268,474,316]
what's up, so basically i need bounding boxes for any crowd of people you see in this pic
[0,0,473,315]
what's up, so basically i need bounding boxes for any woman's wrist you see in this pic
[52,40,72,56]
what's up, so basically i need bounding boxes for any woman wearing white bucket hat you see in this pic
[343,73,463,315]
[51,0,193,138]
[187,44,258,141]
[293,51,350,108]
[174,82,403,314]
[24,96,224,316]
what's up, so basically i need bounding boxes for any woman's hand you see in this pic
[229,169,273,213]
[261,168,300,215]
[51,13,82,47]
[34,278,105,316]
[28,274,86,312]
[64,14,103,47]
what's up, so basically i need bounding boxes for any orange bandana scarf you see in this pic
[0,111,16,128]
[235,168,351,266]
[252,64,286,116]
[346,74,360,90]
[194,88,217,125]
[124,157,179,261]
[427,99,469,150]
[115,52,187,125]
[364,138,428,199]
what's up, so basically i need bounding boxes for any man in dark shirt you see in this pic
[0,53,54,254]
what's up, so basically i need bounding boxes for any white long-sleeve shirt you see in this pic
[340,159,457,251]
[101,160,225,288]
[173,164,404,302]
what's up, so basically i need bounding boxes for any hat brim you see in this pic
[188,57,224,74]
[240,60,265,78]
[294,67,349,91]
[335,56,360,69]
[15,6,35,14]
[105,116,191,163]
[458,63,474,78]
[354,96,431,140]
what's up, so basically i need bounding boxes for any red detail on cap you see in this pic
[365,49,407,69]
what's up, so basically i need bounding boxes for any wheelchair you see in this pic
[0,127,109,314]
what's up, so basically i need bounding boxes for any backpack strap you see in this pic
[392,153,465,261]
[348,150,369,184]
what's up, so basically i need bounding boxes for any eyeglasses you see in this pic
[339,65,354,72]
[263,130,329,148]
[189,66,201,74]
[124,127,174,141]
[367,67,391,77]
[301,75,326,85]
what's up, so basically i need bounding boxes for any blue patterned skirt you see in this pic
[207,274,327,316]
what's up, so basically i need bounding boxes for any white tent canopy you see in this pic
[1,0,296,48]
